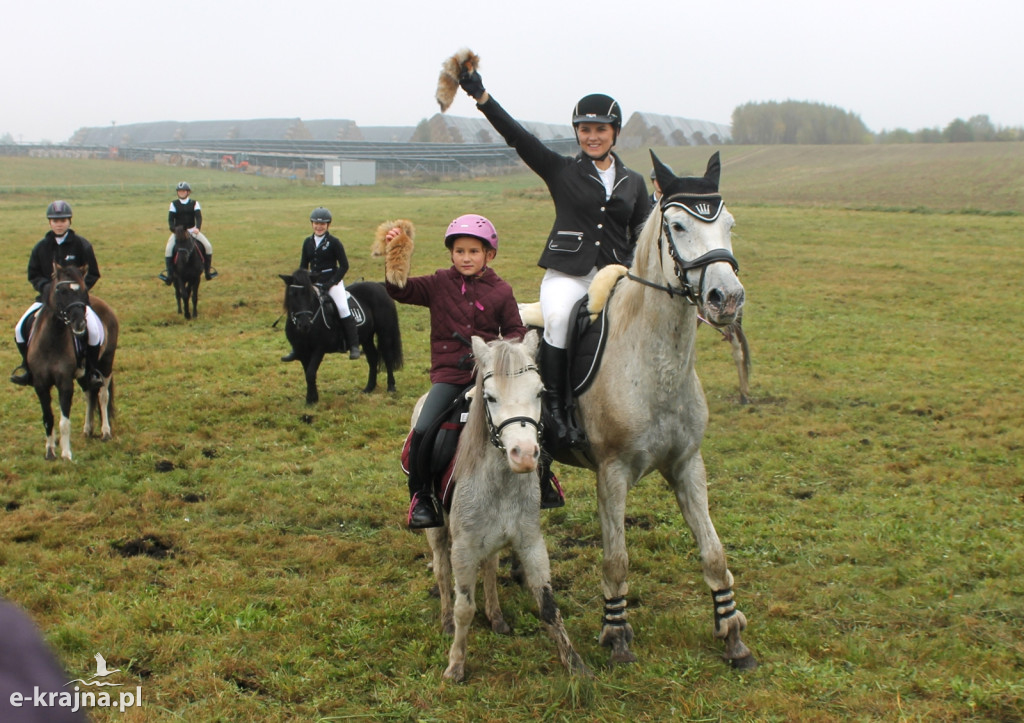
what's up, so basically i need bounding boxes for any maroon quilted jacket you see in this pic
[386,266,527,385]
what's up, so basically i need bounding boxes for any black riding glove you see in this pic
[459,71,485,101]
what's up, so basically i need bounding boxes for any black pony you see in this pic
[170,225,203,319]
[280,269,403,404]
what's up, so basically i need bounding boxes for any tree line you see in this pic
[730,101,1024,144]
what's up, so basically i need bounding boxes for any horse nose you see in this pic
[707,287,744,319]
[508,441,540,473]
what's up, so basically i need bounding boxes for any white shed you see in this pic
[323,159,376,186]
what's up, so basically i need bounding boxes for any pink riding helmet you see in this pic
[444,214,498,255]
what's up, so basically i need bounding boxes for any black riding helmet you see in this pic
[46,200,73,219]
[572,93,622,157]
[176,181,191,192]
[309,207,333,224]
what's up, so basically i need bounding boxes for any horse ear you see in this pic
[280,274,293,285]
[704,151,721,191]
[650,150,676,196]
[471,335,490,368]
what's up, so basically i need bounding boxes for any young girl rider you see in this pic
[281,206,360,361]
[383,214,530,529]
[457,71,652,448]
[10,201,105,391]
[159,181,218,284]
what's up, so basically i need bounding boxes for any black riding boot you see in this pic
[341,315,361,360]
[406,430,443,529]
[81,344,103,391]
[159,256,174,285]
[538,340,580,448]
[539,457,565,509]
[204,254,218,280]
[10,340,32,386]
[280,348,298,362]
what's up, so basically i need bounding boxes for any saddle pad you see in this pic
[567,293,612,396]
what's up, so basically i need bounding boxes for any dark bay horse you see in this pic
[280,270,403,404]
[26,264,118,460]
[547,152,756,669]
[170,225,203,319]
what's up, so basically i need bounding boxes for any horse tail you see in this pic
[377,287,404,371]
[356,282,403,371]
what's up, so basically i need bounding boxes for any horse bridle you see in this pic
[53,280,88,327]
[287,284,331,329]
[480,366,543,451]
[626,204,739,307]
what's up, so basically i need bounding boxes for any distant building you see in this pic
[619,112,732,148]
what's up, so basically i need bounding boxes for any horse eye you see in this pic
[484,394,496,404]
[671,222,685,233]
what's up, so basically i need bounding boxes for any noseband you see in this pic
[481,366,543,451]
[626,205,739,307]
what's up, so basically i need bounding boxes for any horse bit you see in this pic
[481,366,544,451]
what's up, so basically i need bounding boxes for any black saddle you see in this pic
[401,387,473,512]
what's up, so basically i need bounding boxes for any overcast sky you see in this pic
[4,0,1021,143]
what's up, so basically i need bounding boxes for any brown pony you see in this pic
[26,264,118,460]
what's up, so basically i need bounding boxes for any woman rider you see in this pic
[457,71,651,447]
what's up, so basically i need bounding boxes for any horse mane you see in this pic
[451,340,529,482]
[282,268,315,313]
[610,204,664,333]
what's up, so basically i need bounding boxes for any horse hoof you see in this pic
[609,648,638,666]
[45,450,56,461]
[102,432,113,442]
[491,619,512,636]
[728,653,758,671]
[442,664,466,683]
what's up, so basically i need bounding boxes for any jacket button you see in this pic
[597,224,603,229]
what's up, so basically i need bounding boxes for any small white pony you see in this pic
[419,331,590,682]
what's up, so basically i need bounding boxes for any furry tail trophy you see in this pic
[435,48,480,112]
[373,219,416,288]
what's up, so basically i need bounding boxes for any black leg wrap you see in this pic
[603,596,628,627]
[712,587,738,633]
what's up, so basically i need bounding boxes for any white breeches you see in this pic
[327,282,351,318]
[539,267,597,348]
[15,302,105,347]
[165,230,213,257]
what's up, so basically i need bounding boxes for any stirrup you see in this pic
[206,269,219,280]
[158,272,171,284]
[407,493,443,530]
[540,474,565,509]
[10,366,32,386]
[280,351,298,362]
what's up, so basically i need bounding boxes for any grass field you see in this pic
[1,144,1022,722]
